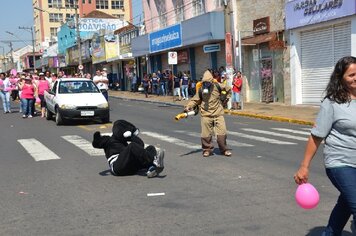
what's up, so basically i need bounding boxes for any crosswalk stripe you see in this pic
[228,131,296,145]
[271,128,310,136]
[141,131,202,149]
[241,128,308,141]
[174,130,254,147]
[18,139,61,161]
[300,127,312,131]
[61,135,104,156]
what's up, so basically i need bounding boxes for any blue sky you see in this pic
[0,0,34,53]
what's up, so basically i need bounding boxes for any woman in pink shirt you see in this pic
[18,77,37,118]
[36,73,50,117]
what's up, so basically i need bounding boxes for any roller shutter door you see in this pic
[301,22,351,104]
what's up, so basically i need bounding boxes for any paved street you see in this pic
[0,98,354,236]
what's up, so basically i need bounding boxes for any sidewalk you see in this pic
[108,90,319,126]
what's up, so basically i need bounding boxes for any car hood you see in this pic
[58,93,108,105]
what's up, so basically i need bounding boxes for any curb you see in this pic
[110,95,315,126]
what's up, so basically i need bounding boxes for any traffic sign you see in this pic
[168,51,177,65]
[203,44,221,53]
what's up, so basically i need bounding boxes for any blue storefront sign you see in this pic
[149,24,182,53]
[203,44,221,53]
[285,0,356,29]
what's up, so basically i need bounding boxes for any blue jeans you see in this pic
[323,167,356,236]
[181,85,189,99]
[21,98,34,116]
[0,91,11,112]
[160,83,166,95]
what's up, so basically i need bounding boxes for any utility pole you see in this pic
[224,0,234,109]
[19,26,36,72]
[74,4,83,74]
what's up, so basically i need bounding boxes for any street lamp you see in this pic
[6,29,35,72]
[0,46,6,71]
[34,2,82,74]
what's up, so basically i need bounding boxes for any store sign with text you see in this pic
[149,24,182,53]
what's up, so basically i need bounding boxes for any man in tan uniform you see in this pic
[184,70,232,157]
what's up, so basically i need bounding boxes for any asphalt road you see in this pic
[0,98,354,236]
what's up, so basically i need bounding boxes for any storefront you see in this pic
[132,11,226,81]
[286,0,356,105]
[240,17,285,103]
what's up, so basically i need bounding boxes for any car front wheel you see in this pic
[55,109,64,125]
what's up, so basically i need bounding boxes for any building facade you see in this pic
[286,0,356,105]
[233,0,287,104]
[32,0,131,52]
[132,0,228,82]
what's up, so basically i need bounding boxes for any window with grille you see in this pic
[65,13,75,21]
[175,2,184,23]
[111,0,124,9]
[214,0,224,8]
[96,0,109,9]
[65,0,79,8]
[50,27,58,37]
[193,0,205,16]
[48,0,63,8]
[49,13,63,22]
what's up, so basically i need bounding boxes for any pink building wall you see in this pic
[142,0,224,33]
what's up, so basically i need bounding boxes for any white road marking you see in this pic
[228,131,296,145]
[141,131,201,149]
[271,128,310,136]
[147,192,165,197]
[241,128,308,141]
[18,139,61,161]
[174,130,254,147]
[300,127,312,131]
[61,135,104,156]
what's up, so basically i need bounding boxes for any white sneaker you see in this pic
[153,149,165,174]
[28,115,33,118]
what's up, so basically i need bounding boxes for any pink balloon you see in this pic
[295,183,320,209]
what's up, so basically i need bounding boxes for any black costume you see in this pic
[92,120,164,177]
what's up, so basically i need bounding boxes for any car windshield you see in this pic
[58,81,100,94]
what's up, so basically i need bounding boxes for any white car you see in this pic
[44,78,110,125]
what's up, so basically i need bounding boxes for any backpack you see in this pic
[198,82,228,105]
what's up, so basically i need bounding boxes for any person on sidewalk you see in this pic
[0,72,12,113]
[294,56,356,236]
[183,70,232,157]
[93,69,109,101]
[92,119,165,178]
[142,74,151,98]
[231,71,243,110]
[173,72,182,101]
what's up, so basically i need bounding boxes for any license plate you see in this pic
[81,111,94,116]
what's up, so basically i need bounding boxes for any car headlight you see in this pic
[97,103,109,108]
[60,104,77,109]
